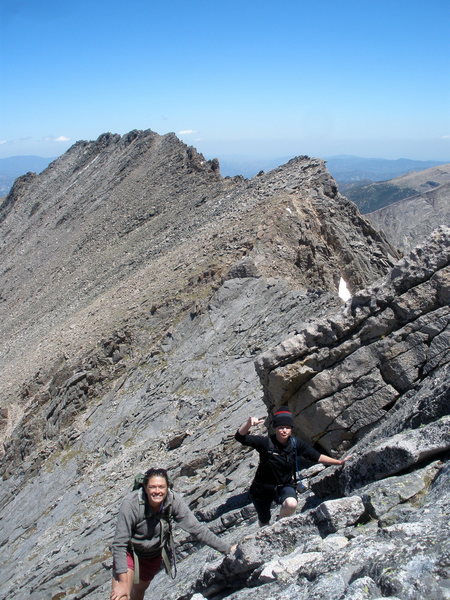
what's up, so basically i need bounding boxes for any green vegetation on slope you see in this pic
[345,182,418,213]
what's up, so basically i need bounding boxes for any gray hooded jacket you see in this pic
[112,488,229,574]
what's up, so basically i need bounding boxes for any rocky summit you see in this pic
[0,130,448,600]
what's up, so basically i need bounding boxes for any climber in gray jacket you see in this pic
[111,467,232,600]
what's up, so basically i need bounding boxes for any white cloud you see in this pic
[0,140,6,145]
[44,135,71,142]
[441,135,450,139]
[178,129,196,135]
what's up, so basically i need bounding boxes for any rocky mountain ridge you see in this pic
[0,130,447,600]
[0,130,396,430]
[1,154,445,196]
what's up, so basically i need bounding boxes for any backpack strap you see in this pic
[263,437,283,486]
[132,546,140,584]
[159,504,177,579]
[291,436,299,484]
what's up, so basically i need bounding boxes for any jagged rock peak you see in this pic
[0,129,221,223]
[59,129,150,166]
[63,129,222,175]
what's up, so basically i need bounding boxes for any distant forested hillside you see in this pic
[343,162,450,213]
[343,181,418,213]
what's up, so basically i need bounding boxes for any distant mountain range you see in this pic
[343,163,450,213]
[324,155,447,183]
[219,155,447,182]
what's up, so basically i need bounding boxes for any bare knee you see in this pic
[278,496,298,518]
[283,497,298,511]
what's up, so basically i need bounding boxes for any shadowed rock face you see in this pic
[0,131,447,600]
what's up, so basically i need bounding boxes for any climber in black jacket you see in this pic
[235,406,350,525]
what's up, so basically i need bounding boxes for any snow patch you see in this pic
[339,277,351,301]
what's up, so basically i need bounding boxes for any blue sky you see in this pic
[1,0,449,162]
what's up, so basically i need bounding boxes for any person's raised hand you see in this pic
[247,416,265,428]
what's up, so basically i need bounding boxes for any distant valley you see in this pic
[361,163,450,252]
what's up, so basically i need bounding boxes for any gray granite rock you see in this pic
[313,496,366,533]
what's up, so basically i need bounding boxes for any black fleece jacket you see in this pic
[235,431,320,487]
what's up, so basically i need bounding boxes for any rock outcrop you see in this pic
[255,226,449,453]
[0,130,447,600]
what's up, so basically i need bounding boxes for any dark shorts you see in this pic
[250,482,297,524]
[126,551,162,582]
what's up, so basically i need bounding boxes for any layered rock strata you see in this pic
[255,227,449,454]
